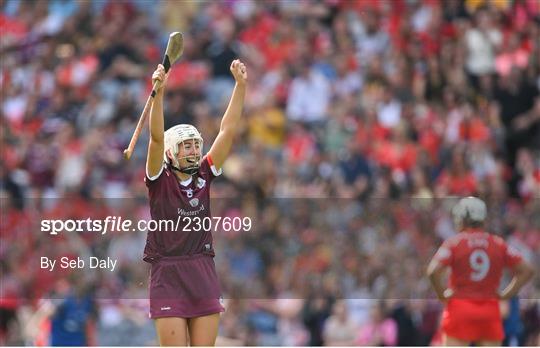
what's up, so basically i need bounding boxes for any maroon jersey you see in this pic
[143,155,222,262]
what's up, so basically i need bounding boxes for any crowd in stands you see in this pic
[1,0,539,345]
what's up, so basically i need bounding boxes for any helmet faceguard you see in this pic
[164,125,204,175]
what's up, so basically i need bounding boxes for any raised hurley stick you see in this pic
[123,32,184,160]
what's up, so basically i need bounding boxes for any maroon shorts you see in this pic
[149,254,224,319]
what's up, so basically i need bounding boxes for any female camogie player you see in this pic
[144,59,247,346]
[427,197,534,346]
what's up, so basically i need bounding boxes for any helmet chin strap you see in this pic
[170,156,200,176]
[174,165,199,175]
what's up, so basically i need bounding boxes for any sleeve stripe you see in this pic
[146,163,164,181]
[210,164,222,177]
[206,155,222,177]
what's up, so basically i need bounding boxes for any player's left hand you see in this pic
[230,59,247,85]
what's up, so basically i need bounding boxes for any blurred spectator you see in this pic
[27,278,97,346]
[286,58,331,124]
[494,68,540,169]
[502,297,525,346]
[303,297,334,346]
[322,300,358,346]
[356,302,397,346]
[464,7,502,78]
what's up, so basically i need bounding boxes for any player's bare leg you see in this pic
[478,340,501,346]
[155,317,188,346]
[187,313,220,346]
[443,335,470,346]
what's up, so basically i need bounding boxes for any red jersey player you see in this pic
[427,197,534,346]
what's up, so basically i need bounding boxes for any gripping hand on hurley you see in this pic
[152,64,169,95]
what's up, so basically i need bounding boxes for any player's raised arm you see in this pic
[146,65,168,178]
[207,59,247,170]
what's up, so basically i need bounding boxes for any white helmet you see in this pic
[164,124,203,173]
[452,196,487,227]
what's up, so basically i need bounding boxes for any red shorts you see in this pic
[442,299,504,342]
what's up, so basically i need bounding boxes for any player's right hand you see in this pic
[152,64,169,93]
